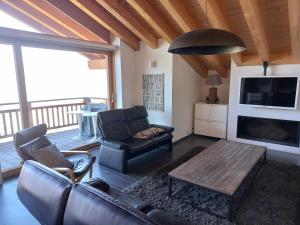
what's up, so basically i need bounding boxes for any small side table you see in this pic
[68,110,99,142]
[82,111,99,143]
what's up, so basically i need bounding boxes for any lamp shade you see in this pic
[168,29,246,55]
[205,74,222,86]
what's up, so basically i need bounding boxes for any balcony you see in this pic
[0,97,107,173]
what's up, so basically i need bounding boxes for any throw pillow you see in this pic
[133,127,166,139]
[18,136,52,161]
[31,144,73,169]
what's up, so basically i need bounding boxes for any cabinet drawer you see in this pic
[194,120,226,139]
[210,105,227,123]
[195,104,209,120]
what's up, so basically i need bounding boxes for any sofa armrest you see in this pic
[132,202,154,213]
[101,138,129,150]
[150,124,174,133]
[147,209,190,225]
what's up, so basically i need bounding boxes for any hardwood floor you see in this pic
[0,135,217,225]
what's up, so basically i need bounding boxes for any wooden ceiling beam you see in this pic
[242,53,294,66]
[96,0,158,49]
[238,0,270,62]
[127,0,177,42]
[69,0,140,50]
[2,0,70,37]
[47,0,110,43]
[127,0,207,77]
[288,0,300,63]
[159,0,227,77]
[196,0,242,66]
[21,0,105,43]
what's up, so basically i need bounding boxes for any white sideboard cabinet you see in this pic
[194,102,228,139]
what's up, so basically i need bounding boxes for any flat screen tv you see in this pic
[239,76,299,109]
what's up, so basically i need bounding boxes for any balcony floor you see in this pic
[0,128,98,171]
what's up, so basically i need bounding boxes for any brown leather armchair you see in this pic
[13,124,95,182]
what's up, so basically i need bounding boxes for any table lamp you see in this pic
[205,72,222,104]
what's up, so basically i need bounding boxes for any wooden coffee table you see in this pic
[168,140,266,220]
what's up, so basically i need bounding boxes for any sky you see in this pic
[0,10,108,103]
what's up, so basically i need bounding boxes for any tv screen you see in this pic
[239,77,298,108]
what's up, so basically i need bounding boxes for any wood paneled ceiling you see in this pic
[0,0,298,77]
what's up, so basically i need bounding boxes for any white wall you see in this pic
[172,55,203,141]
[113,37,139,108]
[119,41,138,108]
[228,60,300,163]
[114,38,204,142]
[135,40,173,126]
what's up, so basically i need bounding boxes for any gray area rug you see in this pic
[123,146,300,225]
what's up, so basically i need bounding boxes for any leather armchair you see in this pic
[14,124,95,182]
[97,106,174,173]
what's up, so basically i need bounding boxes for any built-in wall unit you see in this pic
[228,61,300,165]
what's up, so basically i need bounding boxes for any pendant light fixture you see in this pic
[168,0,246,55]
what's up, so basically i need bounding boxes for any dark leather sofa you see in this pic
[97,106,174,173]
[17,161,189,225]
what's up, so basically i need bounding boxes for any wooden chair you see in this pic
[13,124,96,182]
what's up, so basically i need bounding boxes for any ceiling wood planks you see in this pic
[196,0,242,66]
[22,0,103,43]
[159,0,228,77]
[0,0,297,73]
[127,0,207,77]
[96,0,158,49]
[69,0,140,50]
[288,0,300,63]
[46,0,110,43]
[238,0,270,62]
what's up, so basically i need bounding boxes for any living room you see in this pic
[1,0,300,225]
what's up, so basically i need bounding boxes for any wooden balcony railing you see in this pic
[0,97,107,139]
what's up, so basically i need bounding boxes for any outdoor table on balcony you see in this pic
[68,110,99,143]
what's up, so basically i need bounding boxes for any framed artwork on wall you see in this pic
[143,73,164,111]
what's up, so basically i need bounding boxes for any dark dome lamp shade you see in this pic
[168,28,246,55]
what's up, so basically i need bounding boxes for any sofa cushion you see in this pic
[97,109,132,141]
[124,106,148,121]
[127,119,150,135]
[152,133,173,144]
[124,106,150,135]
[18,135,52,161]
[31,144,74,169]
[64,184,156,225]
[17,161,73,225]
[98,109,126,125]
[124,138,155,154]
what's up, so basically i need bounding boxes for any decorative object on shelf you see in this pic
[168,0,246,55]
[205,71,222,104]
[143,73,164,111]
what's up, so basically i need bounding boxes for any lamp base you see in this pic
[206,87,219,104]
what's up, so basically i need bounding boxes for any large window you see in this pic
[22,47,108,101]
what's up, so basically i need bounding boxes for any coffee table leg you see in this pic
[228,196,233,221]
[168,177,172,197]
[264,151,267,163]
